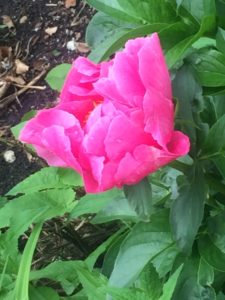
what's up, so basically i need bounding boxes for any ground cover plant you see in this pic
[2,0,225,299]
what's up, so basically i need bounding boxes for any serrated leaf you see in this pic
[45,64,71,91]
[7,167,82,195]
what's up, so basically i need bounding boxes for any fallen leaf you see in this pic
[0,80,10,98]
[76,42,90,53]
[45,26,58,36]
[2,15,14,29]
[65,0,77,8]
[15,59,29,74]
[5,75,26,85]
[19,16,28,24]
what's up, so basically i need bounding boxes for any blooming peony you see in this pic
[19,33,190,193]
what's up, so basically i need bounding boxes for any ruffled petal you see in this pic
[138,33,172,99]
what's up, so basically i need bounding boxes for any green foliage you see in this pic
[45,63,71,91]
[3,0,225,299]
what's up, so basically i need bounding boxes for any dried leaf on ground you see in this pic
[5,75,26,85]
[45,26,58,36]
[65,0,77,8]
[2,15,15,29]
[76,42,90,53]
[15,59,29,74]
[19,16,28,24]
[0,80,10,98]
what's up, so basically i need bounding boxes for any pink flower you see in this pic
[19,33,190,193]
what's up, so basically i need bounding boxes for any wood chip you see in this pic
[2,15,14,29]
[65,0,77,8]
[76,42,90,53]
[15,59,29,74]
[19,15,28,24]
[45,26,58,36]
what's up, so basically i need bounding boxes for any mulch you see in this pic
[0,0,94,194]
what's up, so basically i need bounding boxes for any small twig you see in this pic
[71,1,86,26]
[14,83,46,90]
[0,68,47,109]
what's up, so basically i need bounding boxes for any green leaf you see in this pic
[102,233,128,278]
[202,115,225,156]
[45,64,71,91]
[7,167,82,195]
[109,210,176,287]
[159,264,183,300]
[198,234,225,272]
[70,189,123,219]
[88,23,169,63]
[92,196,139,224]
[123,177,152,221]
[207,211,225,253]
[86,0,142,23]
[0,189,75,240]
[197,258,214,286]
[217,292,225,300]
[170,165,206,254]
[193,50,225,87]
[137,263,162,300]
[86,12,135,49]
[151,243,179,278]
[216,27,225,54]
[172,64,200,144]
[29,286,60,300]
[21,110,37,122]
[11,121,27,140]
[85,227,126,270]
[30,261,82,295]
[177,0,216,23]
[13,222,43,300]
[165,14,216,69]
[172,257,216,300]
[117,0,178,24]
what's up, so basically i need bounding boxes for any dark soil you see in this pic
[0,0,94,194]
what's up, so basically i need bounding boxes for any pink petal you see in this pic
[104,113,151,161]
[41,125,82,172]
[138,33,172,99]
[112,50,145,99]
[74,56,100,80]
[143,89,174,147]
[115,144,186,186]
[167,131,190,155]
[83,116,111,156]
